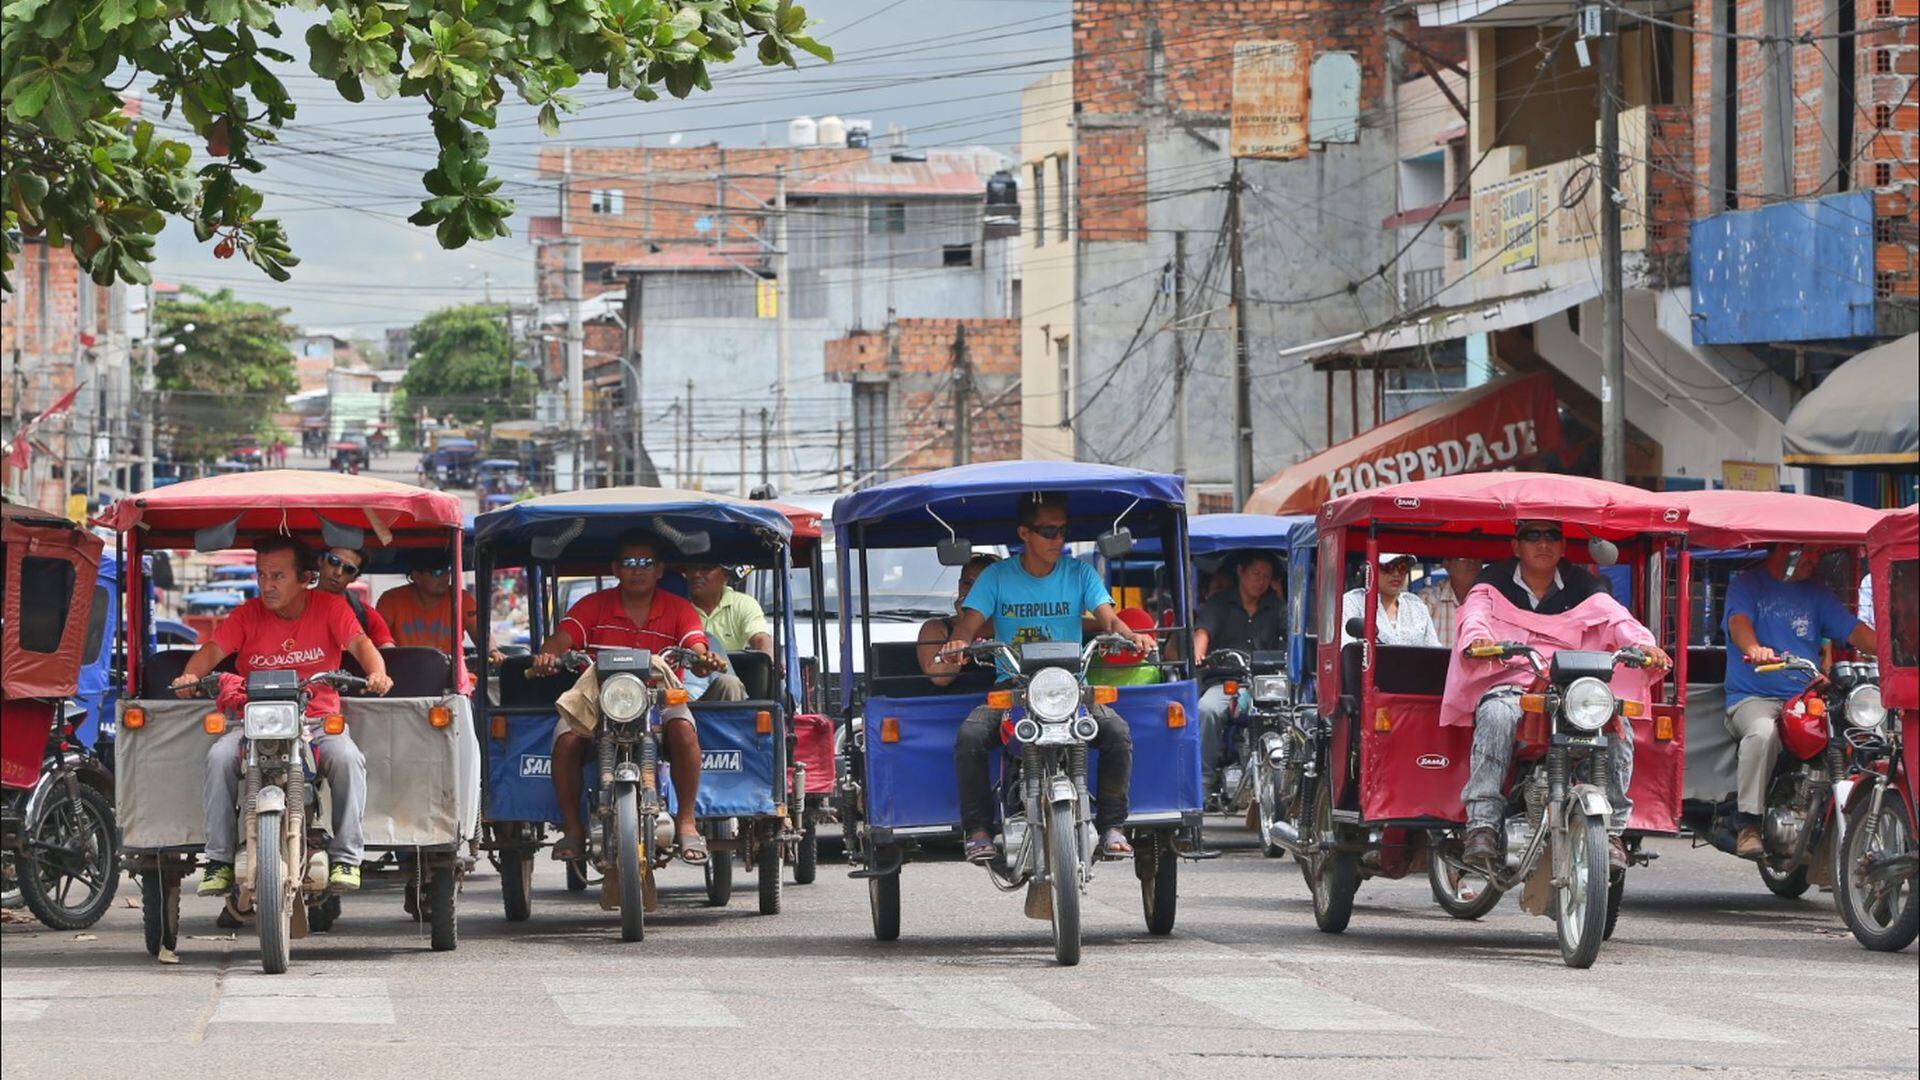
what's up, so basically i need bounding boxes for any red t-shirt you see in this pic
[213,591,367,717]
[560,587,708,669]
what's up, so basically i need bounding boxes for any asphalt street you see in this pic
[3,826,1914,1080]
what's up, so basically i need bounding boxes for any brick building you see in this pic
[824,317,1022,482]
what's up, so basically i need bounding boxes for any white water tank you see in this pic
[787,116,817,147]
[816,115,847,147]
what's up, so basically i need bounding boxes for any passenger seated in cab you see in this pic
[685,562,774,701]
[377,558,480,655]
[316,543,394,647]
[930,492,1157,863]
[1342,552,1440,647]
[1450,520,1670,872]
[1193,551,1285,792]
[1722,544,1875,857]
[529,531,721,866]
[916,553,1001,688]
[170,537,394,896]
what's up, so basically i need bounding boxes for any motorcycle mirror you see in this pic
[1587,537,1620,567]
[936,537,974,566]
[1096,527,1135,560]
[1781,545,1805,579]
[192,514,241,553]
[149,550,176,591]
[1344,616,1365,640]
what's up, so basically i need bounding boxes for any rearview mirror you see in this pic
[1587,538,1620,567]
[149,551,175,591]
[936,537,974,566]
[1096,527,1134,559]
[1344,617,1365,640]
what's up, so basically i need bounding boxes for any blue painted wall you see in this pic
[1690,191,1876,345]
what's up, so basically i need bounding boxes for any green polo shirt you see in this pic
[696,588,773,655]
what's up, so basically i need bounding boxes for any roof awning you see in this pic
[1416,0,1687,27]
[1244,372,1564,516]
[1282,280,1599,368]
[1783,333,1920,468]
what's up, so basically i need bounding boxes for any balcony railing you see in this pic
[1400,267,1446,309]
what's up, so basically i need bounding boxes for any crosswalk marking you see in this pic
[1756,992,1920,1033]
[1456,983,1781,1044]
[853,976,1091,1030]
[0,980,68,1023]
[211,977,394,1025]
[1158,976,1431,1033]
[544,977,743,1027]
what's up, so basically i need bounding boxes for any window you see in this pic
[589,189,624,215]
[852,382,890,484]
[1031,163,1046,247]
[1054,335,1071,426]
[943,243,974,268]
[18,555,75,654]
[82,583,111,664]
[869,202,906,235]
[1716,0,1739,210]
[1055,155,1070,242]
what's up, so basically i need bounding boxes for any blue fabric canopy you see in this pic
[831,461,1186,548]
[1133,513,1317,559]
[473,487,793,568]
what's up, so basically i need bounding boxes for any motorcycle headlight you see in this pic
[1846,684,1887,731]
[242,702,301,740]
[1253,674,1291,704]
[1563,677,1615,732]
[600,672,650,723]
[1026,666,1080,721]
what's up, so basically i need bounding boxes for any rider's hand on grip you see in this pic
[1463,640,1506,660]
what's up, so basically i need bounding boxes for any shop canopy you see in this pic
[1320,472,1689,539]
[1669,490,1889,548]
[1245,372,1563,516]
[1783,333,1920,469]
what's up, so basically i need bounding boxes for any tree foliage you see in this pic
[154,286,299,462]
[401,302,532,430]
[1,0,831,290]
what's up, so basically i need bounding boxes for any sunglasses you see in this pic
[1380,559,1414,573]
[1516,528,1564,544]
[420,566,453,577]
[616,556,659,570]
[1023,524,1069,540]
[321,552,361,577]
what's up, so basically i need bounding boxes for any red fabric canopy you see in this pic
[101,470,463,540]
[1320,472,1689,537]
[1869,506,1917,711]
[1669,490,1888,548]
[3,501,104,702]
[763,500,823,543]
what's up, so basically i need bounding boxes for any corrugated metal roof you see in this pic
[794,147,1006,198]
[613,244,768,273]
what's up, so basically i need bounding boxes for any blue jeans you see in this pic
[1460,690,1634,834]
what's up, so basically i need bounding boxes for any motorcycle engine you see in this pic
[1763,803,1806,857]
[1502,816,1535,873]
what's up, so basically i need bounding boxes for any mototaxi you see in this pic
[830,462,1204,964]
[104,471,481,962]
[472,487,803,932]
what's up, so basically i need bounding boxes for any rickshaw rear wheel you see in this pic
[868,871,901,941]
[615,787,646,943]
[565,859,589,892]
[500,848,535,922]
[794,822,819,885]
[1838,789,1920,952]
[1603,870,1625,940]
[1758,860,1811,899]
[1555,809,1609,969]
[256,810,290,975]
[309,894,342,933]
[428,862,457,951]
[1139,832,1177,936]
[1047,802,1082,967]
[757,836,782,915]
[1309,783,1357,934]
[139,870,179,958]
[1427,835,1503,921]
[705,819,736,907]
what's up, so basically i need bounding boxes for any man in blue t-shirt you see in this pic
[1723,545,1876,857]
[930,491,1157,864]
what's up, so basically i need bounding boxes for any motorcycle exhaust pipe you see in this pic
[1265,819,1303,852]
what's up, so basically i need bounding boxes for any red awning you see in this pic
[1245,372,1563,516]
[1670,490,1889,548]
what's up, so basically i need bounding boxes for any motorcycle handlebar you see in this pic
[1751,655,1818,677]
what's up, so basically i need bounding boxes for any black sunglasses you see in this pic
[1516,528,1564,544]
[1023,524,1069,540]
[616,556,659,570]
[322,552,361,577]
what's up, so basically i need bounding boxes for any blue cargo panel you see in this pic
[486,710,571,823]
[486,707,777,822]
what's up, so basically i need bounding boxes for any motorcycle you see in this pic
[1834,680,1916,950]
[0,701,119,930]
[1201,649,1299,856]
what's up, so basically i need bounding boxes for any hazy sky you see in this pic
[147,1,1070,342]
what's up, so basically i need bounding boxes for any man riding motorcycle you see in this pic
[1452,520,1671,872]
[1192,550,1285,794]
[170,537,394,895]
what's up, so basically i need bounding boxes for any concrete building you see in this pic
[825,317,1023,483]
[290,329,367,394]
[1018,68,1077,462]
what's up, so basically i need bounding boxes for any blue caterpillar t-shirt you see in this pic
[1722,567,1862,709]
[963,555,1112,678]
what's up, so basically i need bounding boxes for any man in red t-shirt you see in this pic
[172,536,393,897]
[530,531,723,865]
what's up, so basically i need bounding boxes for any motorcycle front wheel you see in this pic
[1554,808,1610,969]
[1837,788,1920,952]
[1046,801,1082,967]
[614,785,645,943]
[256,809,291,974]
[17,781,119,930]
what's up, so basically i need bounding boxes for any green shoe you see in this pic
[328,864,361,893]
[197,864,235,897]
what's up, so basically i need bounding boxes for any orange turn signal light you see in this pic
[880,716,901,743]
[202,711,226,736]
[1654,713,1675,742]
[1620,699,1645,719]
[123,707,147,731]
[1807,698,1827,718]
[428,706,452,729]
[322,713,347,736]
[1092,685,1119,706]
[1519,694,1546,714]
[1373,707,1392,733]
[755,710,773,735]
[1223,680,1239,697]
[490,713,508,740]
[986,689,1013,710]
[663,688,689,707]
[1167,702,1187,729]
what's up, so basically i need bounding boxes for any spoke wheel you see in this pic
[1554,807,1610,969]
[1138,832,1178,936]
[500,849,534,922]
[255,810,290,975]
[1838,789,1920,952]
[794,821,819,885]
[868,872,900,941]
[1427,832,1503,921]
[1309,782,1357,934]
[18,783,119,931]
[615,786,646,943]
[1046,801,1082,967]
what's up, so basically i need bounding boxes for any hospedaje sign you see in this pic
[1243,373,1564,516]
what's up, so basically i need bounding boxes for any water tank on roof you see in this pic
[817,115,847,147]
[845,118,874,149]
[787,116,817,147]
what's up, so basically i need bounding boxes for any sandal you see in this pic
[1098,829,1134,859]
[964,835,997,864]
[676,832,710,866]
[551,833,586,862]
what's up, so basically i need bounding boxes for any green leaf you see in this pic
[537,102,559,136]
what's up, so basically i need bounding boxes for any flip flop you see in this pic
[1098,830,1134,859]
[964,836,997,864]
[676,832,710,866]
[551,834,586,862]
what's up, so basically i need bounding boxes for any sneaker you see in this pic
[328,864,362,893]
[1461,826,1501,869]
[197,864,235,897]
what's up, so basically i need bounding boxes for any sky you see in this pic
[146,0,1071,343]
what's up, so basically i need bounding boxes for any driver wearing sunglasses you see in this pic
[317,546,394,648]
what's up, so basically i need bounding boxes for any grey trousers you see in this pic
[1196,683,1239,784]
[203,728,367,866]
[700,672,748,702]
[1725,697,1784,816]
[1461,690,1634,834]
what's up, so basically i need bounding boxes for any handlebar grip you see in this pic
[1753,662,1786,674]
[1464,645,1506,660]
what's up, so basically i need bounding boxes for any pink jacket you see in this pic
[1439,583,1658,728]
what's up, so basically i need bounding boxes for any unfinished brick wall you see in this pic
[1866,0,1919,299]
[825,317,1021,473]
[1647,104,1695,259]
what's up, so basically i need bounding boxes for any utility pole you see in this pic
[140,286,155,492]
[684,379,695,488]
[773,165,792,492]
[1171,231,1188,478]
[835,420,847,490]
[1597,4,1626,484]
[563,237,585,492]
[758,407,771,489]
[737,409,748,497]
[1228,158,1254,508]
[951,325,972,466]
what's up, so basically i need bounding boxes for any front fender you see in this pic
[23,754,114,830]
[253,786,288,815]
[1049,776,1077,807]
[1571,783,1611,819]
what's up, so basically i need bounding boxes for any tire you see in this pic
[18,782,119,930]
[1309,781,1357,934]
[1139,833,1178,936]
[1255,762,1285,858]
[1046,801,1082,967]
[428,862,457,952]
[705,851,735,907]
[614,785,645,943]
[309,894,341,934]
[500,849,534,922]
[1555,809,1610,969]
[1428,833,1504,921]
[869,872,901,941]
[757,836,783,915]
[1759,860,1812,899]
[794,822,819,885]
[565,859,589,892]
[1837,788,1920,953]
[1603,870,1625,941]
[255,809,290,975]
[139,870,179,958]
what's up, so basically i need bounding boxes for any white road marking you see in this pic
[1158,976,1431,1033]
[1756,992,1920,1032]
[211,977,394,1025]
[0,980,68,1023]
[853,976,1092,1030]
[1456,983,1781,1044]
[544,977,742,1027]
